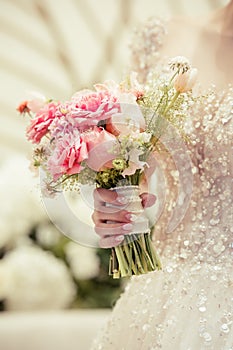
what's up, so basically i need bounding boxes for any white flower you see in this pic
[128,71,144,95]
[65,242,100,280]
[26,91,47,113]
[109,104,146,136]
[174,68,198,93]
[36,222,61,248]
[0,156,47,249]
[1,245,76,310]
[169,56,191,73]
[0,263,12,300]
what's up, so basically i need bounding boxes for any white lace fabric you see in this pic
[92,18,233,350]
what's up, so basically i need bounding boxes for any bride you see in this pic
[91,1,233,349]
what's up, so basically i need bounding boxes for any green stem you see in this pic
[115,245,128,277]
[132,239,145,274]
[124,236,137,275]
[163,91,180,116]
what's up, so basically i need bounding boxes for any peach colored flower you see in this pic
[174,68,198,93]
[82,127,118,171]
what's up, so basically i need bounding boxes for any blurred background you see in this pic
[0,0,227,349]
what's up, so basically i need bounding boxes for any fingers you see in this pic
[92,209,132,225]
[95,221,132,248]
[94,222,133,238]
[94,188,127,209]
[99,235,124,248]
[92,188,157,249]
[140,193,156,208]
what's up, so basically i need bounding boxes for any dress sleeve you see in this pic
[129,17,167,82]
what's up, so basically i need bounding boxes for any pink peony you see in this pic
[26,102,58,143]
[82,127,118,171]
[47,131,88,181]
[70,89,120,130]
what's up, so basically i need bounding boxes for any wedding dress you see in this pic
[92,18,233,350]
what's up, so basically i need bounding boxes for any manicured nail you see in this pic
[115,235,124,242]
[116,196,128,204]
[122,223,133,231]
[125,213,138,221]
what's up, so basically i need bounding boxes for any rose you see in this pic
[47,131,88,180]
[26,102,58,143]
[82,127,118,171]
[174,68,198,93]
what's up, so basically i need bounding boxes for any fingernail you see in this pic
[115,235,124,242]
[125,213,138,221]
[122,223,133,231]
[116,196,128,204]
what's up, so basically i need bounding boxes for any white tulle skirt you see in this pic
[91,258,233,350]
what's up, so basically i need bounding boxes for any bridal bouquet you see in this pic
[18,56,197,278]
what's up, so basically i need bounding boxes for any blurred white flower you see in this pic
[0,245,76,310]
[65,242,100,280]
[27,91,47,113]
[0,156,47,248]
[36,222,61,248]
[0,263,12,300]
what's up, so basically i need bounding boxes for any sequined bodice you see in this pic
[92,17,233,350]
[160,86,233,266]
[130,18,233,266]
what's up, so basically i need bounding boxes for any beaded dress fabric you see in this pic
[92,18,233,350]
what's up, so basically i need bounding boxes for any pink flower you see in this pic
[27,92,47,113]
[47,131,88,180]
[70,89,120,130]
[95,74,144,101]
[26,102,59,143]
[82,127,118,171]
[174,68,198,93]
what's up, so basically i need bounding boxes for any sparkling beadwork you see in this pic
[221,324,230,334]
[92,18,233,350]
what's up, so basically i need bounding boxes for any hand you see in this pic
[92,188,156,248]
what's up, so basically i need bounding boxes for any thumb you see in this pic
[140,193,156,208]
